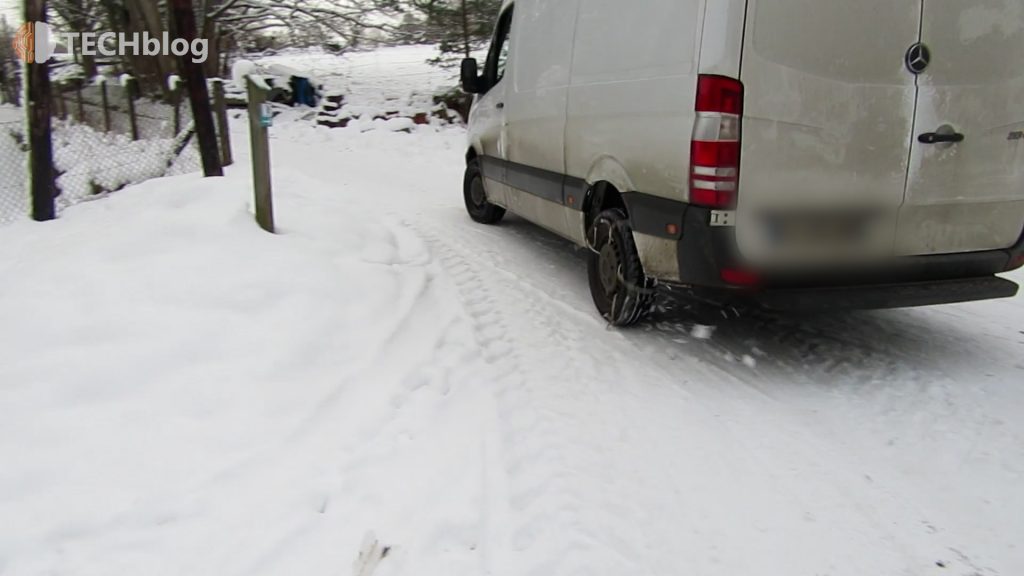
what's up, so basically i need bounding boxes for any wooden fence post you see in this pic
[75,82,84,123]
[172,83,182,135]
[100,80,111,132]
[125,76,139,140]
[246,77,274,233]
[212,79,233,166]
[55,84,67,120]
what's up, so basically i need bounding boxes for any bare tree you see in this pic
[49,0,103,77]
[41,0,400,95]
[172,0,222,177]
[204,0,403,65]
[0,16,21,105]
[405,0,501,65]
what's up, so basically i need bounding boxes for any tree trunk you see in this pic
[461,0,471,57]
[124,0,176,98]
[201,16,221,79]
[26,0,56,221]
[81,53,98,78]
[171,0,223,178]
[66,7,98,78]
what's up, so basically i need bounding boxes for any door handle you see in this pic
[496,102,505,109]
[919,132,964,145]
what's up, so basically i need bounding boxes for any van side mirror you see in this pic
[461,58,485,94]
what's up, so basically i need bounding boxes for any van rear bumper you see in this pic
[740,276,1019,312]
[622,192,1024,310]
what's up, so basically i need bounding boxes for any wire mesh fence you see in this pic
[0,114,28,225]
[49,76,203,198]
[0,72,230,226]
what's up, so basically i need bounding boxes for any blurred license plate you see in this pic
[763,211,873,247]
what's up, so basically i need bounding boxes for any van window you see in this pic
[486,6,514,89]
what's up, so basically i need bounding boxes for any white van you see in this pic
[460,0,1024,325]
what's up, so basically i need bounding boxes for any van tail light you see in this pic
[720,268,760,287]
[1009,253,1024,271]
[691,75,744,209]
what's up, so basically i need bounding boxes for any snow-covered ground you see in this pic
[1,47,1023,576]
[253,45,457,111]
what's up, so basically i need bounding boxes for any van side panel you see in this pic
[896,0,1024,256]
[503,0,583,240]
[736,0,920,267]
[506,0,578,177]
[565,0,703,201]
[695,0,746,78]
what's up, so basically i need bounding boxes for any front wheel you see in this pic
[587,209,654,326]
[464,159,506,225]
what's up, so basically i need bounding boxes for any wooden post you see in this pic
[171,0,224,177]
[212,79,233,166]
[172,83,182,135]
[56,85,67,120]
[100,80,111,132]
[125,76,139,140]
[26,0,56,221]
[247,77,274,233]
[75,82,84,123]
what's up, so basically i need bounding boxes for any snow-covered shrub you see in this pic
[52,122,198,203]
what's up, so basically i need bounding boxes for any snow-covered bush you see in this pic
[52,122,198,203]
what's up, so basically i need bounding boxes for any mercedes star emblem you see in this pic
[906,42,931,74]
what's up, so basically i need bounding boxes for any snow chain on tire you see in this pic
[588,210,656,326]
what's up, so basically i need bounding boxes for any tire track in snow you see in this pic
[411,220,663,576]
[406,218,877,575]
[286,131,1021,575]
[408,215,982,576]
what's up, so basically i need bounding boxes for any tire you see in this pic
[464,159,506,225]
[587,208,654,326]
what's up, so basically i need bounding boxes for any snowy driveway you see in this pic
[1,114,1022,575]
[296,127,1024,576]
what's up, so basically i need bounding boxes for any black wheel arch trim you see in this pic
[621,193,687,241]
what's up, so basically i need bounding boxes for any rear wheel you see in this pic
[464,159,506,225]
[587,209,654,326]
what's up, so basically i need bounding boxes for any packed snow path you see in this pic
[3,121,1020,576]
[276,127,1024,576]
[2,48,1023,576]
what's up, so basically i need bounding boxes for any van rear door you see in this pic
[735,0,921,266]
[895,0,1024,256]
